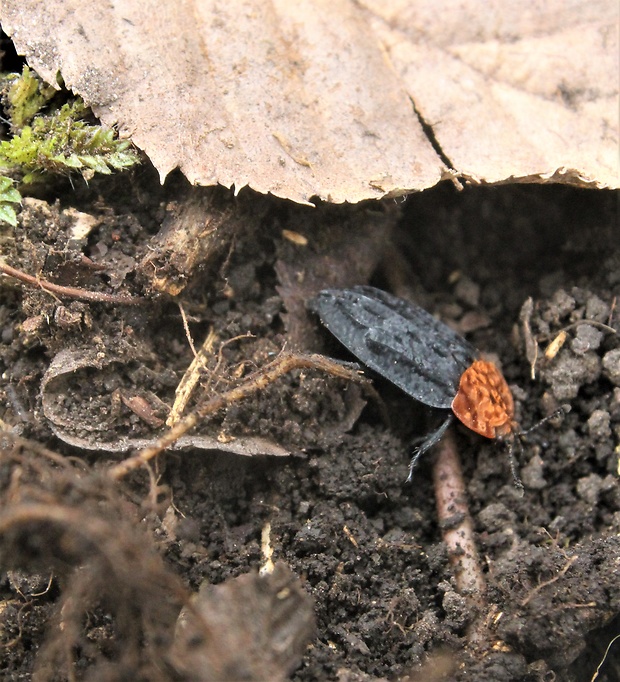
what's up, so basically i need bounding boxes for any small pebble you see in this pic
[570,325,603,355]
[587,409,611,440]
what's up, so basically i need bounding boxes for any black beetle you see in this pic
[310,286,519,482]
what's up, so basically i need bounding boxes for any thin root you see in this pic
[520,555,578,607]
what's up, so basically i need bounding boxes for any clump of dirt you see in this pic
[0,172,618,681]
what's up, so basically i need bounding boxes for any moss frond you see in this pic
[1,65,57,130]
[0,176,21,227]
[0,66,141,225]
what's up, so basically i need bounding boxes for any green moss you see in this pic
[0,176,21,227]
[2,65,57,130]
[0,65,141,225]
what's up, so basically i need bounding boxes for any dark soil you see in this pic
[0,167,618,681]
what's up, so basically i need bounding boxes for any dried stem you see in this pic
[0,261,142,305]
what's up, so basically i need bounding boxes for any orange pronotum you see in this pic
[451,360,515,439]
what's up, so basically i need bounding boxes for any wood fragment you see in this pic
[167,329,217,427]
[519,297,538,379]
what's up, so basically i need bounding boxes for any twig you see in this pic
[537,319,617,341]
[108,352,366,480]
[177,302,198,357]
[519,297,538,379]
[0,261,142,305]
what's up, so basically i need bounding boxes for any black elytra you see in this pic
[310,285,480,480]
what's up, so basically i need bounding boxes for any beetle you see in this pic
[310,285,524,484]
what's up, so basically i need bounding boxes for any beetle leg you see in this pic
[506,438,525,494]
[407,413,453,482]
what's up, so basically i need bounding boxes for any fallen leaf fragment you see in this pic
[41,347,291,457]
[2,0,614,204]
[367,0,619,188]
[171,562,315,682]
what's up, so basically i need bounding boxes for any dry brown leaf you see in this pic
[0,0,617,204]
[171,563,315,681]
[41,347,292,458]
[367,0,619,188]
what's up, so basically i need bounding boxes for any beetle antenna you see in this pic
[507,404,570,493]
[407,414,453,482]
[518,404,570,437]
